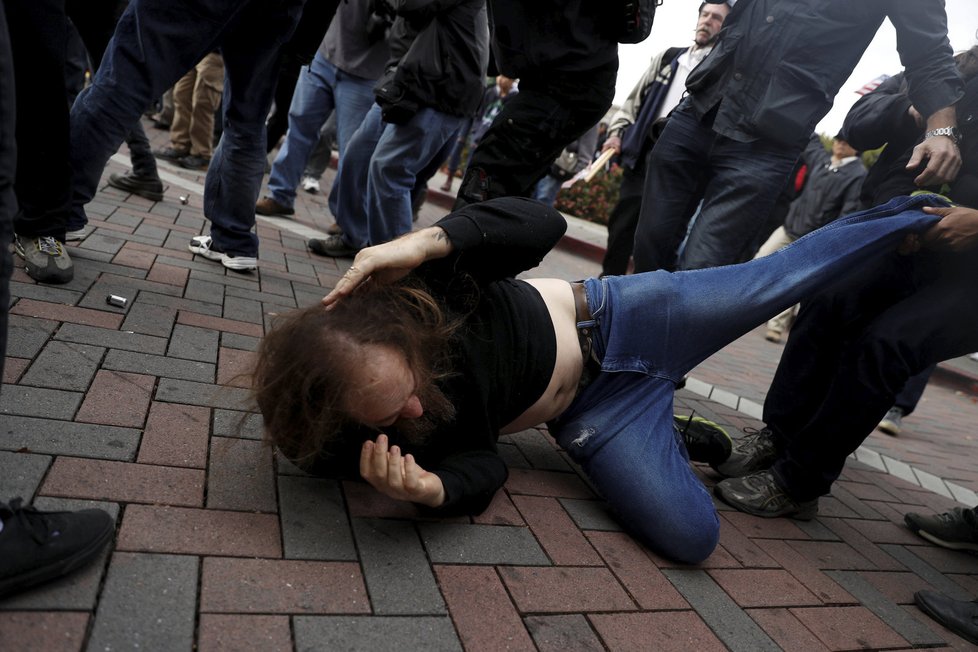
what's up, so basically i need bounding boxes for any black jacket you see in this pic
[382,0,489,117]
[782,135,866,239]
[842,72,978,209]
[687,0,963,150]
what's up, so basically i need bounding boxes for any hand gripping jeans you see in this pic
[548,195,947,564]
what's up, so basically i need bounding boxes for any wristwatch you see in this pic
[924,126,963,145]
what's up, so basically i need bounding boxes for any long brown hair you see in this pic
[252,280,459,467]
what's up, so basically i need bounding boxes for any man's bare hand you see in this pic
[906,136,961,187]
[322,227,452,308]
[921,205,978,251]
[602,134,622,155]
[360,434,446,507]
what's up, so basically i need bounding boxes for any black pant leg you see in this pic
[601,160,647,276]
[5,0,71,240]
[455,62,616,208]
[0,3,15,385]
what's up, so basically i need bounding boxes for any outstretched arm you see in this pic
[322,226,452,307]
[322,196,567,305]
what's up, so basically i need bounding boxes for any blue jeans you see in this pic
[550,195,946,563]
[69,0,304,257]
[532,174,562,207]
[267,51,375,210]
[330,104,464,248]
[633,101,800,272]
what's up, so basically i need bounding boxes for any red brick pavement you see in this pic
[2,123,978,650]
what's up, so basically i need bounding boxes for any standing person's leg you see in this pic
[69,0,253,220]
[531,174,562,207]
[66,0,162,220]
[0,0,15,379]
[181,52,224,169]
[5,0,74,284]
[265,53,339,210]
[455,62,616,208]
[364,108,464,245]
[303,114,336,182]
[892,365,935,417]
[767,265,978,503]
[319,104,383,253]
[195,0,305,266]
[166,67,197,159]
[323,73,389,218]
[630,105,714,273]
[753,226,797,340]
[676,137,798,270]
[878,364,936,436]
[601,161,646,276]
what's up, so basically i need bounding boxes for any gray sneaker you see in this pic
[711,427,779,477]
[714,470,819,520]
[905,507,978,551]
[308,235,360,258]
[15,235,74,284]
[877,406,904,436]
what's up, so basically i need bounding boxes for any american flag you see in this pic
[855,74,891,96]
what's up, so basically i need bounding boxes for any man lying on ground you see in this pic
[252,195,954,564]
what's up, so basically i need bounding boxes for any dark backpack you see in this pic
[617,0,660,43]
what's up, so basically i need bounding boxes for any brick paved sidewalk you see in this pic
[2,132,978,651]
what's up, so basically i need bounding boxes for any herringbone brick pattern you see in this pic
[2,122,978,651]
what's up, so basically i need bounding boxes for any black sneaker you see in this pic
[674,414,732,465]
[14,235,74,284]
[711,427,779,477]
[714,470,818,520]
[915,591,978,645]
[905,507,978,551]
[179,154,210,171]
[154,146,189,163]
[308,235,360,258]
[0,498,114,598]
[107,171,164,202]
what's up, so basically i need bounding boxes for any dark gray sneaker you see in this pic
[308,235,360,258]
[915,591,978,645]
[905,507,978,551]
[711,427,779,477]
[714,470,818,520]
[15,235,74,284]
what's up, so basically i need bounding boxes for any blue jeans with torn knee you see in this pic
[549,194,948,564]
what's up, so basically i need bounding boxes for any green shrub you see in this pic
[553,164,624,225]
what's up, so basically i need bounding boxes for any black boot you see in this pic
[107,171,164,202]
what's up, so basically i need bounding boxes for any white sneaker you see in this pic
[301,176,320,194]
[188,235,258,272]
[65,227,91,241]
[969,353,978,362]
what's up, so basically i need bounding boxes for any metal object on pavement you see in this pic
[106,295,128,308]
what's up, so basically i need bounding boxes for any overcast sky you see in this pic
[614,0,978,136]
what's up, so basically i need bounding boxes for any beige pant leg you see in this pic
[753,226,798,334]
[188,53,225,158]
[169,68,197,151]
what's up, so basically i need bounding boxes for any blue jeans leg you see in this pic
[267,53,339,208]
[68,0,259,227]
[532,175,562,207]
[364,107,464,245]
[551,195,947,562]
[552,373,719,564]
[203,0,304,257]
[324,66,378,218]
[329,103,383,248]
